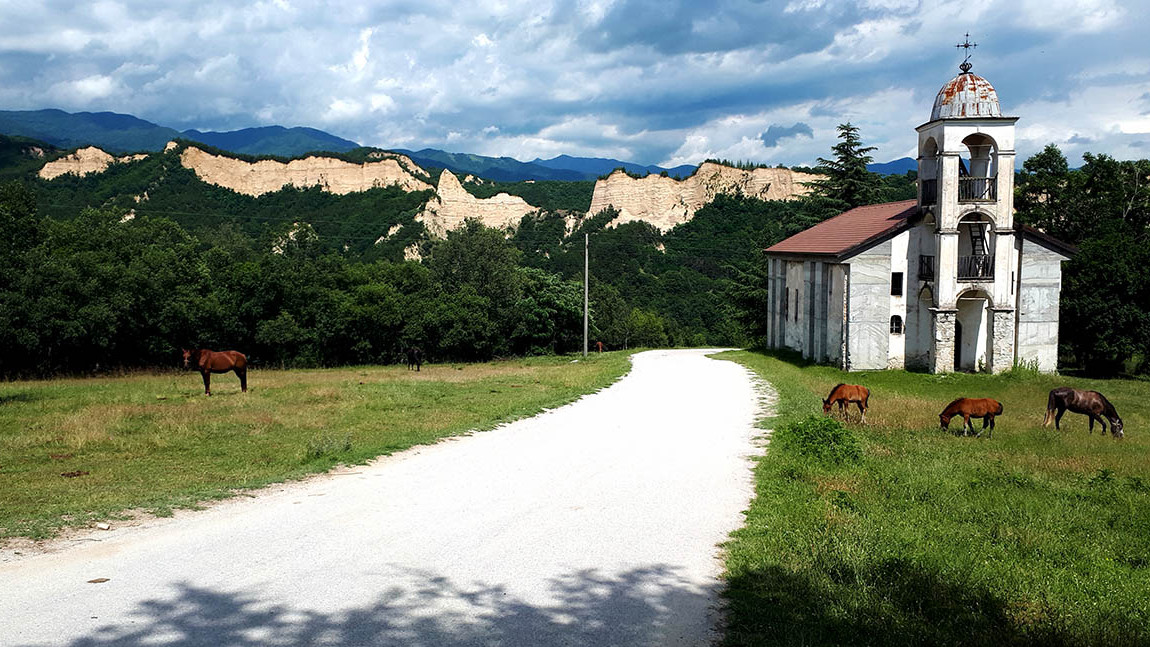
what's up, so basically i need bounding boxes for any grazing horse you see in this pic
[939,398,1003,438]
[182,349,247,396]
[823,384,870,422]
[1043,387,1124,438]
[405,347,422,371]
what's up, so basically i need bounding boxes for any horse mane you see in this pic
[829,383,846,392]
[1096,392,1120,420]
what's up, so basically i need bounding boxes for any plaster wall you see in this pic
[827,264,848,368]
[847,241,892,370]
[1016,239,1068,372]
[783,260,806,353]
[888,231,909,368]
[956,295,990,371]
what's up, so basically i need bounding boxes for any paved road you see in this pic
[1,349,764,646]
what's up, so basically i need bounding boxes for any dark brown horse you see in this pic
[1043,387,1123,438]
[823,384,870,422]
[182,349,247,395]
[939,398,1003,437]
[405,347,422,371]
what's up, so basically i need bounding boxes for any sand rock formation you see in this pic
[39,147,149,180]
[179,146,433,197]
[417,170,540,237]
[587,162,820,232]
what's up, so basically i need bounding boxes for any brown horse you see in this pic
[939,398,1003,437]
[182,349,247,396]
[1043,387,1123,438]
[823,384,870,422]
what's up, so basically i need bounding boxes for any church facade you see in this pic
[763,64,1074,373]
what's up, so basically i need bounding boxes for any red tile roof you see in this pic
[765,199,918,258]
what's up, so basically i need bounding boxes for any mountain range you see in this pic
[0,108,913,182]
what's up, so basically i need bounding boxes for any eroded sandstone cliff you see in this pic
[587,162,819,232]
[416,169,540,237]
[38,147,149,180]
[179,146,433,196]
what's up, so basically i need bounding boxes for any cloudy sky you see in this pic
[1,0,1147,167]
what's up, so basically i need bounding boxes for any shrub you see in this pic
[774,415,862,465]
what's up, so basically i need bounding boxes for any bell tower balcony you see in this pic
[958,175,997,202]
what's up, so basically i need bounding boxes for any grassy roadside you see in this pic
[0,352,632,540]
[716,350,1150,646]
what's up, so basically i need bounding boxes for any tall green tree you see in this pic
[808,122,881,210]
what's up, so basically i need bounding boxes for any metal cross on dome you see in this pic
[956,33,977,73]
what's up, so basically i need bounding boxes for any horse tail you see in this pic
[996,400,1004,415]
[1042,390,1056,426]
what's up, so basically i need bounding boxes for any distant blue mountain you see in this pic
[868,157,917,174]
[0,108,704,181]
[182,125,358,156]
[531,154,697,179]
[0,109,358,157]
[395,148,588,182]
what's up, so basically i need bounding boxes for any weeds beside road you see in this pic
[718,350,1150,647]
[0,353,631,540]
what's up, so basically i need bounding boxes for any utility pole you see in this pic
[583,233,589,358]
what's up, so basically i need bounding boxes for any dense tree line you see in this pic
[1014,145,1150,374]
[0,183,585,376]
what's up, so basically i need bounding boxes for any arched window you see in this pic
[890,315,903,334]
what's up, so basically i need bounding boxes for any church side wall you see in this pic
[1016,239,1066,373]
[888,231,909,368]
[847,241,892,370]
[827,263,848,369]
[784,260,806,353]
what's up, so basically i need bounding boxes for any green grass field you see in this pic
[0,353,631,540]
[717,351,1150,647]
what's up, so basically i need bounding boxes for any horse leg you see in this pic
[1089,415,1095,434]
[1098,416,1107,435]
[988,415,995,439]
[1055,408,1065,430]
[857,400,866,424]
[201,371,211,396]
[238,367,247,393]
[963,414,972,436]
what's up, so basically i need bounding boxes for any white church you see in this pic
[763,58,1075,373]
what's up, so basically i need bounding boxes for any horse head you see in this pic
[181,348,195,368]
[822,398,832,414]
[939,413,952,430]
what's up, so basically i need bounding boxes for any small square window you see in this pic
[891,272,904,296]
[890,315,903,334]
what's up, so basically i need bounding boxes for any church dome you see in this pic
[930,70,1001,120]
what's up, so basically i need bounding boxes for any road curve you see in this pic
[1,349,764,646]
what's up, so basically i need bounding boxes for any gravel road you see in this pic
[1,349,766,646]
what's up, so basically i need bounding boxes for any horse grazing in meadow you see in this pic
[405,347,422,371]
[939,398,1003,437]
[1043,387,1124,438]
[182,348,247,396]
[823,384,870,422]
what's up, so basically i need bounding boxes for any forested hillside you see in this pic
[49,125,1150,378]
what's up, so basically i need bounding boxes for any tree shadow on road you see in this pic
[55,565,714,647]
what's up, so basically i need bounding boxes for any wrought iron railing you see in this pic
[920,178,937,204]
[958,176,997,202]
[918,255,935,281]
[958,255,994,280]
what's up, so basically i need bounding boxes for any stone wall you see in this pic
[931,309,957,373]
